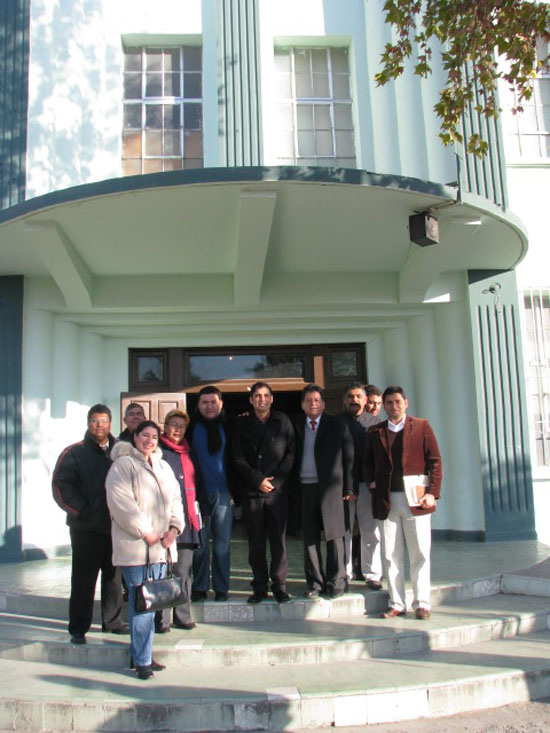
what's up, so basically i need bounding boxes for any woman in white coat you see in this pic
[106,420,184,679]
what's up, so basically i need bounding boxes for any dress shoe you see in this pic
[303,589,320,599]
[174,621,196,630]
[415,607,431,620]
[130,657,166,671]
[247,591,268,604]
[107,623,130,635]
[155,625,171,634]
[366,580,383,591]
[215,592,229,602]
[273,589,291,603]
[70,633,86,645]
[381,607,406,618]
[191,590,207,602]
[330,588,345,599]
[135,664,154,680]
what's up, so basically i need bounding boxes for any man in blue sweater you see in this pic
[186,386,236,602]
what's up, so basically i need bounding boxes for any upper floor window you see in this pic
[122,46,203,175]
[501,39,550,160]
[523,288,550,467]
[274,47,356,168]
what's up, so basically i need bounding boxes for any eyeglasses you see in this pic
[166,422,187,430]
[90,418,110,426]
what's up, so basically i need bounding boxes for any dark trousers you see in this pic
[243,492,288,594]
[69,527,123,635]
[156,546,194,629]
[301,483,345,593]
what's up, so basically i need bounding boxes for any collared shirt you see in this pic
[388,415,406,433]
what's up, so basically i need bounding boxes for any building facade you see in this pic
[0,0,540,559]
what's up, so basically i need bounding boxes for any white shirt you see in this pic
[388,415,406,433]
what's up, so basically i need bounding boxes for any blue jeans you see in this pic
[192,492,233,594]
[121,563,165,667]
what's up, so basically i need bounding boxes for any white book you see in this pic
[403,474,429,507]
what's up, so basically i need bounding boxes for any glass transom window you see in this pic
[122,46,203,175]
[274,47,356,168]
[501,39,550,160]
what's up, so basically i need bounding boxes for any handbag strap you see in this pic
[144,542,172,579]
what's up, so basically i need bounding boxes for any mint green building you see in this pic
[0,0,539,559]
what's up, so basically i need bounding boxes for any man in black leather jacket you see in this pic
[52,403,127,644]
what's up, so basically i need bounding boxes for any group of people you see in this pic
[52,380,443,680]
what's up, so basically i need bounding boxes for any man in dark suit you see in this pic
[363,385,443,620]
[293,384,354,599]
[232,382,295,604]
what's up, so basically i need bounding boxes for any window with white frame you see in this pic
[274,47,356,167]
[501,39,550,160]
[523,288,550,467]
[122,46,203,175]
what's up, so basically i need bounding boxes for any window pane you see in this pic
[123,159,142,176]
[331,48,349,73]
[296,73,313,97]
[184,130,203,157]
[331,351,357,377]
[124,50,142,72]
[146,50,162,71]
[164,49,180,72]
[164,104,181,129]
[184,46,202,71]
[335,130,355,156]
[311,49,328,73]
[145,73,162,97]
[143,158,163,173]
[184,72,202,98]
[124,74,142,99]
[297,105,314,130]
[313,73,330,97]
[122,131,142,158]
[184,103,202,129]
[163,130,181,155]
[294,50,310,75]
[184,157,204,169]
[164,72,181,96]
[334,103,353,129]
[138,355,164,382]
[123,104,141,129]
[145,130,162,155]
[315,130,333,155]
[188,354,305,383]
[297,130,315,156]
[314,105,332,130]
[145,105,162,128]
[164,159,183,171]
[333,74,350,98]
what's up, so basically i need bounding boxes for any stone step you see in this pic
[1,629,549,731]
[1,592,548,670]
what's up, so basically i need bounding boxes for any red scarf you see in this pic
[160,435,199,531]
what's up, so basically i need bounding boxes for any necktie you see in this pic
[310,419,317,431]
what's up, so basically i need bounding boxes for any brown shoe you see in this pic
[415,607,430,620]
[381,607,406,618]
[366,580,382,591]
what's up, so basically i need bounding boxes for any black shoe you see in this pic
[70,633,86,645]
[191,590,207,602]
[366,580,383,591]
[215,592,228,602]
[303,589,320,599]
[174,621,196,630]
[273,589,290,603]
[104,623,130,635]
[135,664,154,680]
[130,657,166,671]
[247,591,267,604]
[330,588,345,599]
[155,625,171,634]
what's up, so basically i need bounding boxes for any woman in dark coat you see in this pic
[155,409,207,631]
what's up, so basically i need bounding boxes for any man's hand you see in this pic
[259,476,275,493]
[161,526,179,548]
[343,494,357,502]
[419,493,435,509]
[144,530,161,546]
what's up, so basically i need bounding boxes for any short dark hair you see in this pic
[301,383,325,402]
[198,385,223,400]
[124,402,145,416]
[382,385,407,402]
[343,381,366,396]
[87,404,112,422]
[366,384,382,397]
[133,420,160,441]
[250,381,273,397]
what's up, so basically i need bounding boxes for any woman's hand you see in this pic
[161,526,179,548]
[144,530,161,546]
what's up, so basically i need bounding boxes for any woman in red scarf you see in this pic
[155,409,206,631]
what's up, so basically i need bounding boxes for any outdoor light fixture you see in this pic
[409,212,439,246]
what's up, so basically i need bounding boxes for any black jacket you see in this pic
[232,410,296,498]
[52,431,116,534]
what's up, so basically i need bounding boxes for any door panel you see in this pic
[120,392,187,428]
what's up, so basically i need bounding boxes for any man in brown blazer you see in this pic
[363,386,443,620]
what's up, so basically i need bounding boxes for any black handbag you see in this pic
[134,546,187,613]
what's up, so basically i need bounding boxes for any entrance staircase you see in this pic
[0,560,549,731]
